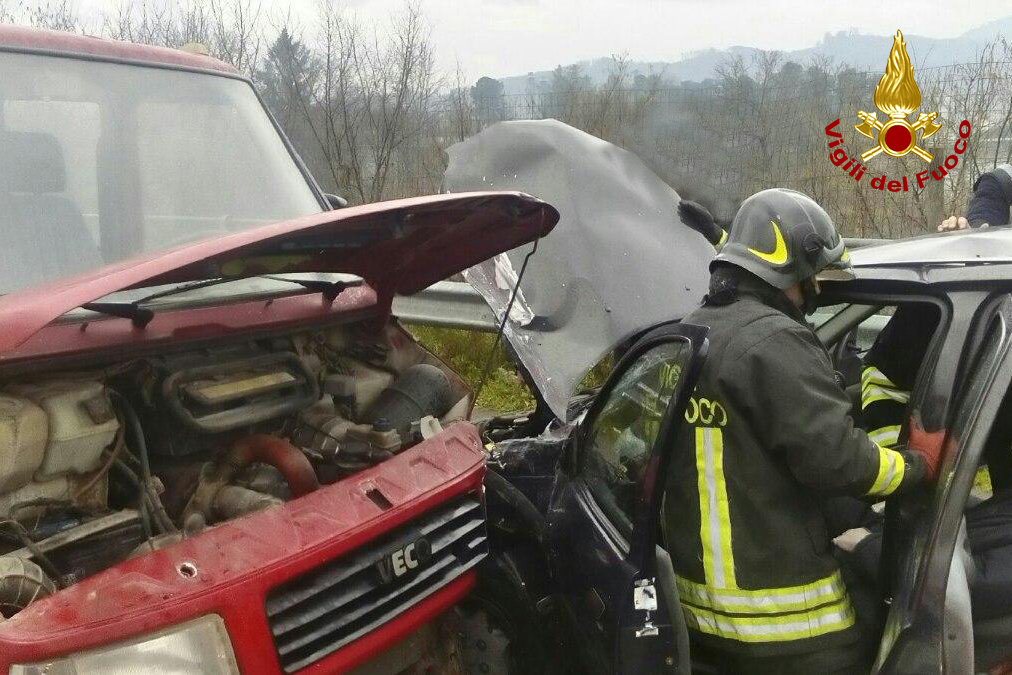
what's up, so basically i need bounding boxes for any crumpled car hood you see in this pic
[445,120,713,419]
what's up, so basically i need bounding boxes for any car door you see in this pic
[545,322,708,675]
[877,295,1012,674]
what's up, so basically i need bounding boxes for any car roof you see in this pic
[0,25,238,76]
[850,227,1012,274]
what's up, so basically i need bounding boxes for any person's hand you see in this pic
[906,417,945,483]
[938,216,969,232]
[678,199,725,247]
[833,527,871,552]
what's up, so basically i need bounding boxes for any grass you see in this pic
[407,324,615,414]
[406,324,536,413]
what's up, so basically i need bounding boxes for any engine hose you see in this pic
[113,458,175,536]
[227,435,319,497]
[109,392,178,535]
[0,520,63,589]
[483,469,546,545]
[0,556,55,618]
[73,422,125,499]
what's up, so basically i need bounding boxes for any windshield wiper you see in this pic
[80,302,155,328]
[76,276,365,329]
[261,276,364,301]
[135,274,363,305]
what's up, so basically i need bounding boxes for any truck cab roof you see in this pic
[0,25,238,76]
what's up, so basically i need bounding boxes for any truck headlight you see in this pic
[10,615,239,675]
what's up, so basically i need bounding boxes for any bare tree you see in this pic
[1,0,81,31]
[280,1,440,203]
[3,0,1010,231]
[447,62,476,144]
[103,0,262,76]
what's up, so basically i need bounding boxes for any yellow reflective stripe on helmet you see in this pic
[866,443,906,497]
[695,427,736,589]
[717,229,728,247]
[868,424,901,447]
[682,597,856,643]
[675,570,847,615]
[747,219,789,265]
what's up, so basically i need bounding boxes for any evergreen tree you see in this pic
[257,28,318,132]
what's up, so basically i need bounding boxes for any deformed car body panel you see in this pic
[850,228,1012,268]
[445,120,712,419]
[0,191,559,358]
[0,423,485,674]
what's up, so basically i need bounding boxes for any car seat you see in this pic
[0,131,102,292]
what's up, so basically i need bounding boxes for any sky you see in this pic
[72,0,1012,79]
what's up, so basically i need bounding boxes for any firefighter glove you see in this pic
[679,199,725,248]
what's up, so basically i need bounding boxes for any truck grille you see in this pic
[265,494,487,672]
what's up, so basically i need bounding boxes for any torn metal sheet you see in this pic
[445,120,713,419]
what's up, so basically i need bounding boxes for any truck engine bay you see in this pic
[0,319,471,620]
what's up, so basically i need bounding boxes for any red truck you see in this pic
[0,26,557,674]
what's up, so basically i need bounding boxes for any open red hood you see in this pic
[0,191,558,355]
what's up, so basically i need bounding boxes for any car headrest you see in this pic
[2,131,66,193]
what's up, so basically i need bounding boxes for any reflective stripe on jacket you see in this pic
[861,365,908,448]
[664,275,924,657]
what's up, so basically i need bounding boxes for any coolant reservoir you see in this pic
[10,382,119,480]
[0,476,69,519]
[0,394,47,493]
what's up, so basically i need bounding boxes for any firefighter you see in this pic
[938,163,1012,231]
[859,304,938,448]
[668,189,942,674]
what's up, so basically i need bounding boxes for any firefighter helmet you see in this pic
[713,188,853,289]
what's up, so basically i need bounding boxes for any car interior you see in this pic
[0,130,101,291]
[960,376,1012,670]
[822,298,1012,671]
[0,51,323,296]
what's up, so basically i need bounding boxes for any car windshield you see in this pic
[0,50,323,295]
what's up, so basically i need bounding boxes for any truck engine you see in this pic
[0,320,470,621]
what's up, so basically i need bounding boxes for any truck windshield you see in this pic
[0,50,323,295]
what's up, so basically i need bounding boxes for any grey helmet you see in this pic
[713,188,853,289]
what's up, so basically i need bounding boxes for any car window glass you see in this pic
[3,100,101,242]
[975,364,1012,501]
[580,339,692,535]
[134,96,304,250]
[0,51,322,295]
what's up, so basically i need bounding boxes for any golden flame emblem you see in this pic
[854,30,942,162]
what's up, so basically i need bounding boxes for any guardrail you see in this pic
[393,281,498,331]
[395,282,889,344]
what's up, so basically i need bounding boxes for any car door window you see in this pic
[580,340,692,535]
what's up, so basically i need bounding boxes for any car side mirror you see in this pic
[324,193,348,209]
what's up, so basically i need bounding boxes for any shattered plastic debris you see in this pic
[461,253,535,326]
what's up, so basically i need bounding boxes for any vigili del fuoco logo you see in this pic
[824,30,971,192]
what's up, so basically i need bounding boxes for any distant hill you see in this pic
[497,17,1012,95]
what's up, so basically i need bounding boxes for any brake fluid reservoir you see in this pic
[10,382,119,479]
[0,394,47,493]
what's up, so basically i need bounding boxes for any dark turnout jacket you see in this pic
[967,164,1012,227]
[663,273,925,657]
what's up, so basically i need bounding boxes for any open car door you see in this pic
[877,295,1012,673]
[545,322,708,674]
